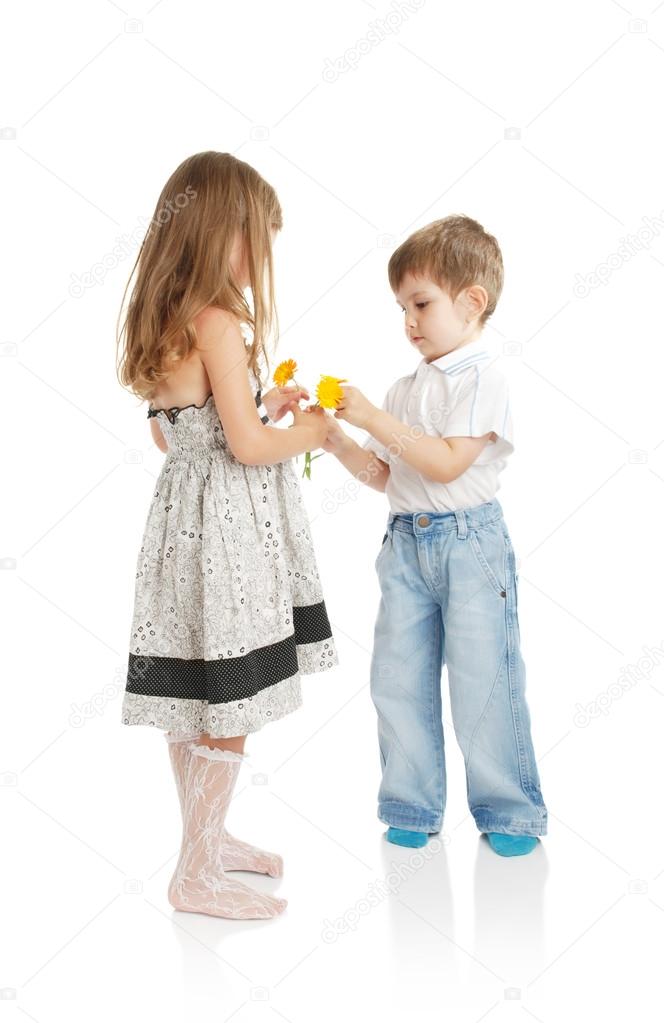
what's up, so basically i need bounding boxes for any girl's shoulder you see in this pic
[193,304,241,332]
[192,306,246,353]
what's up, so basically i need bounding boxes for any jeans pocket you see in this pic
[500,523,519,600]
[468,522,507,598]
[375,531,389,570]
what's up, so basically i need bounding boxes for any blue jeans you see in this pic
[370,498,548,837]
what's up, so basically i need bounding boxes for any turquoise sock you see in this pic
[385,826,429,848]
[486,832,538,856]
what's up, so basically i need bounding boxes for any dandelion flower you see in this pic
[316,375,348,409]
[274,359,298,387]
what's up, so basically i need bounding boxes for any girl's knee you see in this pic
[198,731,246,753]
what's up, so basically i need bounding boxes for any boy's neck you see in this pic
[423,331,485,364]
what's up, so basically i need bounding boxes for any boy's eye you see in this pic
[398,302,428,312]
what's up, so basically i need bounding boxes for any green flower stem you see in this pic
[282,383,329,480]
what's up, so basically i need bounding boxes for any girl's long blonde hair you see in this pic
[116,151,282,402]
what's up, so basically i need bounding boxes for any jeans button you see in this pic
[417,515,430,527]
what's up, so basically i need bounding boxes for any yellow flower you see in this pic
[316,375,347,410]
[274,359,298,387]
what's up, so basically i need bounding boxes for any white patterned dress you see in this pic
[121,370,339,737]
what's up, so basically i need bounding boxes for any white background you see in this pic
[3,0,664,1019]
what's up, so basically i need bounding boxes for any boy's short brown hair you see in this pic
[388,215,504,326]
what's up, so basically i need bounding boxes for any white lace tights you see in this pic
[165,733,287,919]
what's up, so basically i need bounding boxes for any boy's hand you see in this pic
[263,385,310,422]
[334,385,377,430]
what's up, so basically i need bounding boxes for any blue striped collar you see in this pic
[423,339,491,376]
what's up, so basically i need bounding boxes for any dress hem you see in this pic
[121,652,338,738]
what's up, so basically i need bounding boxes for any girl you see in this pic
[116,151,336,920]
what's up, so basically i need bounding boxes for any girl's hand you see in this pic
[320,411,348,454]
[334,385,376,430]
[263,385,310,422]
[292,403,328,449]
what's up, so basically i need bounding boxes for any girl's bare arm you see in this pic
[194,307,324,466]
[150,417,168,453]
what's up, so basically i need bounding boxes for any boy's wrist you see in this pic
[336,431,355,454]
[363,406,382,434]
[327,428,357,458]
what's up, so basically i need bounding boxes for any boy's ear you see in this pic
[462,285,488,322]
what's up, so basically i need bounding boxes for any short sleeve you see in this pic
[442,365,514,461]
[360,385,393,464]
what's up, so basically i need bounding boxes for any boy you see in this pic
[324,215,548,857]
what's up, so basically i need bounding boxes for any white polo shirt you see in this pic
[361,338,514,513]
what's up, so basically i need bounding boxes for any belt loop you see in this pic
[454,508,468,539]
[386,512,395,537]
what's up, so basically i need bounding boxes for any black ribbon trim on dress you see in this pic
[147,389,263,424]
[126,600,333,704]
